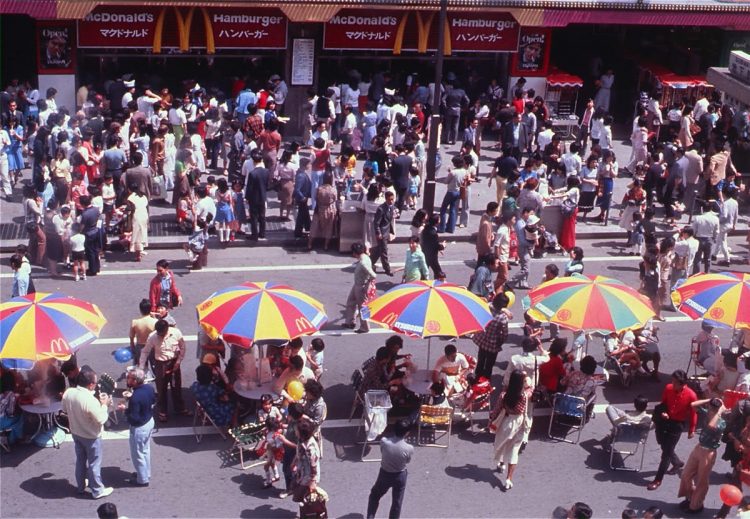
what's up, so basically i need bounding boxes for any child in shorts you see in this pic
[69,224,86,281]
[261,416,284,488]
[306,338,325,381]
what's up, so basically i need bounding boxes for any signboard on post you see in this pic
[510,27,552,77]
[291,39,315,86]
[37,21,76,74]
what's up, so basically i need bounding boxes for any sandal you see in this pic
[158,413,168,423]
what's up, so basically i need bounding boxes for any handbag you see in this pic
[531,356,546,404]
[300,487,329,519]
[561,197,576,218]
[25,221,38,233]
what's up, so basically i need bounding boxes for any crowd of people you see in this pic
[1,66,749,518]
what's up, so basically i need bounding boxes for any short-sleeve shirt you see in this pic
[433,353,469,376]
[494,156,519,180]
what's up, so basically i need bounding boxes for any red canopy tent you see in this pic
[547,71,584,89]
[545,69,583,120]
[637,62,714,107]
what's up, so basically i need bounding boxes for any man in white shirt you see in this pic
[121,80,135,110]
[193,186,216,233]
[270,75,288,115]
[61,369,113,499]
[493,213,514,289]
[684,148,703,214]
[692,201,720,274]
[672,226,699,289]
[562,142,583,176]
[605,394,652,432]
[714,189,739,265]
[693,96,709,122]
[340,104,358,149]
[536,121,555,153]
[136,87,162,120]
[432,343,470,395]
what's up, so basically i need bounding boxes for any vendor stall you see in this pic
[545,70,583,139]
[637,63,714,110]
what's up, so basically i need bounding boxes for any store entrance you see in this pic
[317,53,505,102]
[77,52,284,97]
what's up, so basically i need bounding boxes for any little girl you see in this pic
[257,394,282,424]
[230,180,246,240]
[407,165,421,210]
[630,212,645,256]
[261,416,284,488]
[306,338,325,381]
[69,223,86,281]
[523,311,543,349]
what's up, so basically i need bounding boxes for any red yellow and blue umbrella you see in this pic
[196,282,328,347]
[0,292,107,362]
[362,280,493,338]
[672,271,750,329]
[526,274,655,332]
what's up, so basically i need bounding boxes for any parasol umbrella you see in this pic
[525,274,656,333]
[0,292,107,362]
[196,282,328,347]
[361,280,493,372]
[671,271,750,329]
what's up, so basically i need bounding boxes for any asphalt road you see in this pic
[1,237,749,518]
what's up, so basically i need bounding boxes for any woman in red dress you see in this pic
[555,175,580,252]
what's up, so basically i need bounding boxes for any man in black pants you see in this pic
[293,162,312,238]
[367,419,414,519]
[370,191,396,276]
[647,369,697,490]
[79,195,101,276]
[471,293,510,379]
[244,149,269,241]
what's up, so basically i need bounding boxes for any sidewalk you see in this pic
[1,129,747,253]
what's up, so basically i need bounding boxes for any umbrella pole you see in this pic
[426,338,431,382]
[256,343,265,387]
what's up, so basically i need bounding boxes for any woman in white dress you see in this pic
[491,370,533,490]
[594,69,614,112]
[126,186,149,262]
[163,126,176,191]
[360,184,382,249]
[188,123,206,173]
[626,116,649,173]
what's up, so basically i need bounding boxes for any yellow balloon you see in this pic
[504,290,516,308]
[286,380,305,401]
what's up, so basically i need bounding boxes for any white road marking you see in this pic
[0,256,645,279]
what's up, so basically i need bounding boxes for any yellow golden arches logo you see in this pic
[49,338,70,354]
[295,317,312,332]
[392,11,452,56]
[152,7,216,55]
[380,312,399,327]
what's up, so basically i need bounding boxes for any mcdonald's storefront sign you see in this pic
[324,9,519,54]
[78,5,287,51]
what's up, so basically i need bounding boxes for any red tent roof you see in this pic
[547,71,584,88]
[639,63,712,89]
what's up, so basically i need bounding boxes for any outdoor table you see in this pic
[233,381,279,401]
[403,369,434,395]
[21,401,63,439]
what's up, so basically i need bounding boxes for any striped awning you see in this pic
[2,0,57,18]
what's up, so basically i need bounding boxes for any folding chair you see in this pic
[0,428,13,452]
[417,404,453,449]
[193,401,228,443]
[547,393,587,444]
[458,389,494,436]
[608,423,650,471]
[348,369,365,422]
[723,389,750,410]
[229,422,267,469]
[359,390,392,462]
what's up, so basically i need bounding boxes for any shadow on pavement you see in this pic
[444,463,503,490]
[19,471,78,499]
[240,504,296,518]
[232,472,278,500]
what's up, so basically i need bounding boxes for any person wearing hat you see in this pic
[121,79,136,111]
[691,200,720,274]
